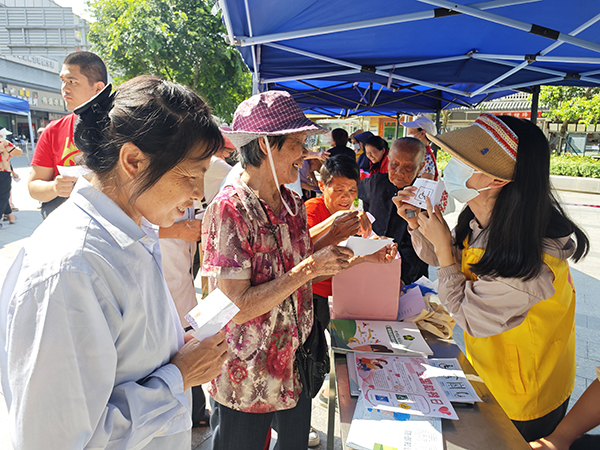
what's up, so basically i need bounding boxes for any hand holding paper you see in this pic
[185,288,240,341]
[403,179,454,214]
[340,236,394,257]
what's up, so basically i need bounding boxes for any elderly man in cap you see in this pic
[399,116,439,180]
[359,137,429,285]
[201,91,396,450]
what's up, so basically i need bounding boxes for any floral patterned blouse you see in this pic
[418,146,439,180]
[201,179,314,413]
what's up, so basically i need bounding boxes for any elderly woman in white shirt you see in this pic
[0,76,228,449]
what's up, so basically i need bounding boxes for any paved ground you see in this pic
[0,156,599,449]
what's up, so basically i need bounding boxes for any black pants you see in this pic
[41,196,67,219]
[512,397,570,442]
[0,172,11,216]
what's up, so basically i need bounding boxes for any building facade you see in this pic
[0,0,90,140]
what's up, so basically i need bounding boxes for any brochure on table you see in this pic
[330,319,433,356]
[347,395,443,450]
[424,359,482,404]
[353,353,459,420]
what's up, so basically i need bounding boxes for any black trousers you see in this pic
[0,172,11,216]
[512,396,569,442]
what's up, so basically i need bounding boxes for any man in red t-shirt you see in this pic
[305,155,371,327]
[28,51,107,218]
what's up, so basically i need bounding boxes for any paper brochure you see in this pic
[403,179,454,214]
[423,358,481,404]
[353,353,458,420]
[330,320,433,356]
[347,395,442,450]
[185,288,239,341]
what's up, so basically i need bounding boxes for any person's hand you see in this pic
[170,330,229,391]
[309,245,354,278]
[11,170,19,180]
[357,211,372,238]
[391,186,420,230]
[529,437,562,450]
[418,197,453,264]
[352,242,398,265]
[161,219,202,241]
[327,211,362,243]
[316,151,330,161]
[53,175,77,197]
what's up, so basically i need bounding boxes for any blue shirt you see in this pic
[0,178,191,449]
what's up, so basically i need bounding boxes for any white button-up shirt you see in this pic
[0,178,191,449]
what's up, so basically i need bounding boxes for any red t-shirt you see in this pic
[31,113,80,178]
[305,196,333,298]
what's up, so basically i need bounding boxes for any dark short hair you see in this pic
[320,154,360,186]
[239,135,288,169]
[331,128,349,147]
[76,75,223,201]
[63,51,108,85]
[365,135,388,151]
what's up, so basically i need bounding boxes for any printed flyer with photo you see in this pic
[330,320,433,356]
[353,353,458,420]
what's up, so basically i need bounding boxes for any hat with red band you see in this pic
[222,90,327,149]
[428,113,519,181]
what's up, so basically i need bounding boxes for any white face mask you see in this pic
[264,136,298,217]
[353,143,360,150]
[443,157,490,203]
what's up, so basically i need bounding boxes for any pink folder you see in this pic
[331,259,401,321]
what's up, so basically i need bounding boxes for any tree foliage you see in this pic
[540,86,600,125]
[87,0,251,121]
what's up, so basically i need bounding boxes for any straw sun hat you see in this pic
[222,90,327,149]
[428,113,518,181]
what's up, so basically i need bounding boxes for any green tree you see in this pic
[540,86,600,151]
[87,0,251,121]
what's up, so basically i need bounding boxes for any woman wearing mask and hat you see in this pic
[351,130,373,171]
[201,91,397,450]
[393,113,589,442]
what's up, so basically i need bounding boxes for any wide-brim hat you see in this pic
[0,128,12,137]
[222,90,327,149]
[399,116,437,136]
[428,113,518,181]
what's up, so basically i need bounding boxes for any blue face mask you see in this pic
[443,157,490,203]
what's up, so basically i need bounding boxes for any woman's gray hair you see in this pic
[239,135,288,169]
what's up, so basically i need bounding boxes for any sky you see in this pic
[53,0,95,22]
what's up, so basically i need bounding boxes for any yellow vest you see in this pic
[461,240,576,421]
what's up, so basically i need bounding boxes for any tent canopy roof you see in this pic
[221,0,600,114]
[0,93,29,116]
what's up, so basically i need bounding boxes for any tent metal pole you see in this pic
[418,0,600,54]
[395,113,400,140]
[220,0,236,46]
[480,76,564,94]
[475,54,600,64]
[261,70,358,84]
[530,85,540,124]
[470,13,600,96]
[473,55,566,76]
[236,0,537,47]
[264,43,469,96]
[378,55,471,70]
[242,0,261,95]
[581,69,600,77]
[27,111,35,158]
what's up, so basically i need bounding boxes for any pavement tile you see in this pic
[575,339,588,359]
[576,358,600,381]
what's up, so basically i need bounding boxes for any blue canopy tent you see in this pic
[0,93,36,156]
[218,0,600,121]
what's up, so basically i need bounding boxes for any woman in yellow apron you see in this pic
[393,113,589,442]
